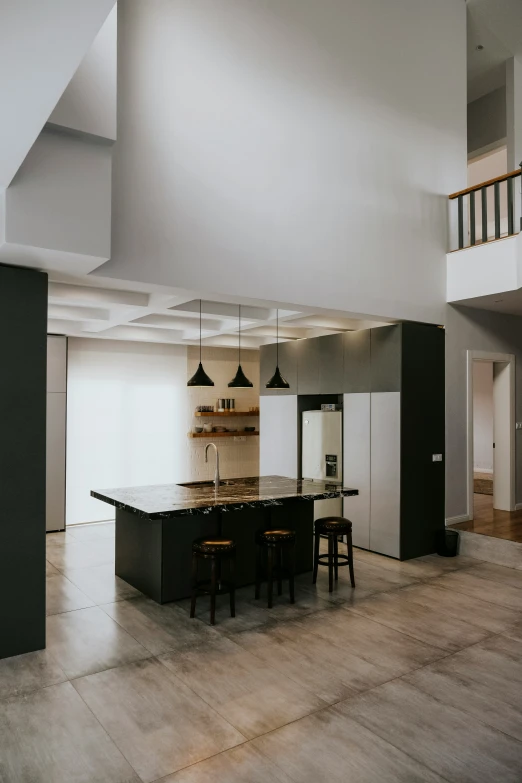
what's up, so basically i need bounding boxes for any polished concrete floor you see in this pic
[2,525,522,781]
[450,493,522,543]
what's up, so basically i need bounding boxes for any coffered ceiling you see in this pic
[47,273,389,348]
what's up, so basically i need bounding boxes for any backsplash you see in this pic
[186,346,260,481]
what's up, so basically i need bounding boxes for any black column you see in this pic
[0,264,48,659]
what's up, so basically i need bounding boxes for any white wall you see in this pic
[186,345,260,481]
[66,338,189,524]
[98,0,467,325]
[473,361,494,473]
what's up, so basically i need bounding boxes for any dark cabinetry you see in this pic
[260,340,298,395]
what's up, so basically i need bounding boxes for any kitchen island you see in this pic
[92,476,358,603]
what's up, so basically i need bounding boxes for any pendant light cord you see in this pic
[276,309,279,365]
[238,305,241,365]
[199,299,202,363]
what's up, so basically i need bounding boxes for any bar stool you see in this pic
[190,536,236,625]
[313,517,355,593]
[255,529,296,608]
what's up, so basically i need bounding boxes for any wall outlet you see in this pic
[516,422,522,430]
[432,454,443,462]
[234,436,246,442]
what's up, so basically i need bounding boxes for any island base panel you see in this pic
[115,500,314,604]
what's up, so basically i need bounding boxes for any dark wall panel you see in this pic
[0,264,48,659]
[400,322,445,559]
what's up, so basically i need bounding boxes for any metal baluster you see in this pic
[494,181,500,239]
[481,187,488,243]
[520,163,522,231]
[457,194,464,249]
[507,177,514,236]
[469,190,476,246]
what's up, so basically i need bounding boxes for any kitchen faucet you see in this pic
[205,443,220,490]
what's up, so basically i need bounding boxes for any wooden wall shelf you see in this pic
[188,430,259,439]
[194,411,259,417]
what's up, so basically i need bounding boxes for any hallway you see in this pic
[450,494,522,544]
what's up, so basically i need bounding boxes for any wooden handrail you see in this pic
[449,167,522,200]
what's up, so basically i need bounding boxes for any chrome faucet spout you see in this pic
[205,443,220,490]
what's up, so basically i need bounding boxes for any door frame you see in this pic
[466,350,516,519]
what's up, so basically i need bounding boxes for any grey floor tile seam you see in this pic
[396,655,522,749]
[148,738,292,783]
[423,572,522,609]
[343,670,522,782]
[453,564,522,589]
[341,600,500,654]
[96,599,221,657]
[68,675,150,783]
[164,673,456,783]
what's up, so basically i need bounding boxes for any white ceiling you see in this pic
[47,272,390,348]
[467,0,522,102]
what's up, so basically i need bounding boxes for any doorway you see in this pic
[451,350,519,541]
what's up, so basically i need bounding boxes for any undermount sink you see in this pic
[177,480,237,488]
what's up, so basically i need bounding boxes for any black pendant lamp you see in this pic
[187,300,214,387]
[228,305,253,388]
[266,309,290,389]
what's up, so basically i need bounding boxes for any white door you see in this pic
[343,393,371,549]
[370,392,401,558]
[493,362,514,511]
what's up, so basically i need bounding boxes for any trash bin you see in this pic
[436,529,459,557]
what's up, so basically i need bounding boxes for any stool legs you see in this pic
[328,534,334,593]
[210,558,217,626]
[289,545,295,604]
[190,553,198,618]
[312,530,320,584]
[255,544,262,600]
[229,557,236,618]
[334,536,339,582]
[267,546,274,609]
[277,548,283,596]
[347,530,356,588]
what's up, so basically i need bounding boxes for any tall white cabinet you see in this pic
[46,336,67,532]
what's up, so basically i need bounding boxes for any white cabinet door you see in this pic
[260,396,298,478]
[343,393,371,549]
[47,335,67,392]
[46,392,66,531]
[370,392,401,558]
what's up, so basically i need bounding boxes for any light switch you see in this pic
[516,423,522,430]
[432,454,443,462]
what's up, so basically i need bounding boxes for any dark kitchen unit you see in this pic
[260,323,445,561]
[92,476,358,603]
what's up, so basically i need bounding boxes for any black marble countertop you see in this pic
[91,475,358,519]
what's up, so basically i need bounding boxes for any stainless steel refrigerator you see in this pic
[302,410,343,520]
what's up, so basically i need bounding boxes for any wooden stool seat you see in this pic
[313,516,355,593]
[255,529,296,608]
[190,537,236,625]
[256,529,296,545]
[192,537,236,555]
